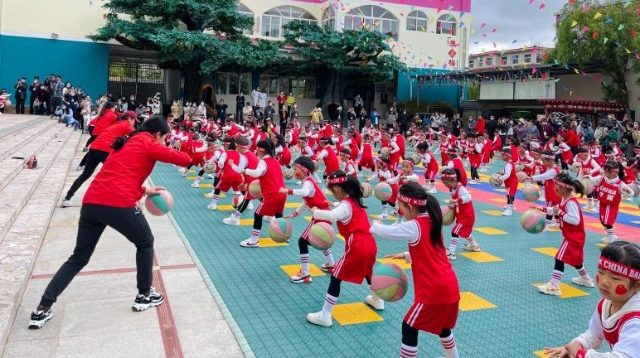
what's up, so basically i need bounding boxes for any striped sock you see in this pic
[467,236,477,246]
[606,227,615,240]
[448,237,459,253]
[323,249,335,265]
[233,211,241,219]
[382,204,388,214]
[400,344,418,358]
[550,270,563,287]
[322,294,338,316]
[210,195,219,205]
[300,254,310,275]
[251,229,260,243]
[440,333,459,358]
[577,267,590,280]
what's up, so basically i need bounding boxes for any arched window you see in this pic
[322,6,335,30]
[261,6,317,38]
[436,14,457,35]
[406,10,427,32]
[238,3,254,35]
[343,5,399,36]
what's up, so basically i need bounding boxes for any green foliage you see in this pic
[548,0,640,106]
[281,21,407,82]
[88,0,281,74]
[466,84,480,101]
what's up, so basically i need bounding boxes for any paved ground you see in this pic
[1,114,639,357]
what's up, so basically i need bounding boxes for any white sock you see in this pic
[322,293,338,316]
[440,333,459,358]
[323,249,335,265]
[400,343,418,358]
[448,237,459,253]
[300,254,310,275]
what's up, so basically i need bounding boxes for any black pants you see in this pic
[84,134,98,149]
[39,204,155,307]
[30,96,36,114]
[66,149,109,200]
[16,98,26,114]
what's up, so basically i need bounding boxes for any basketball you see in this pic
[411,153,422,166]
[204,162,217,174]
[630,183,640,197]
[232,194,245,209]
[570,163,581,173]
[145,189,174,216]
[374,182,393,201]
[268,218,292,243]
[308,222,335,250]
[371,263,409,302]
[520,185,541,202]
[379,147,391,158]
[361,182,373,198]
[249,179,262,199]
[516,172,529,183]
[580,177,596,195]
[283,168,294,180]
[515,164,524,173]
[489,173,503,187]
[442,205,455,226]
[520,209,546,234]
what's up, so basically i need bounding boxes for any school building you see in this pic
[0,0,471,114]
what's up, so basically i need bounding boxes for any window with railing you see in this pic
[238,3,254,35]
[436,14,457,35]
[259,74,316,99]
[322,6,335,30]
[343,5,399,37]
[261,6,317,38]
[406,10,427,32]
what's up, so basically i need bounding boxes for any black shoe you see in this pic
[132,287,164,311]
[82,147,88,152]
[28,308,53,329]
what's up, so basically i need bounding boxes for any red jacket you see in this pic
[83,132,191,208]
[91,110,117,136]
[90,120,134,153]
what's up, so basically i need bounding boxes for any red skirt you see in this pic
[404,301,459,334]
[332,232,377,284]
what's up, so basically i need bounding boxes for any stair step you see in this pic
[0,120,57,162]
[0,130,81,349]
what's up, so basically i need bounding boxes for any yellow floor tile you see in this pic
[482,210,504,216]
[259,238,289,248]
[369,214,398,221]
[489,198,505,203]
[459,292,496,311]
[215,205,234,211]
[533,350,546,357]
[492,188,507,193]
[285,202,301,208]
[186,176,197,180]
[459,252,503,263]
[596,243,606,248]
[532,247,558,257]
[202,193,226,198]
[337,234,345,241]
[199,183,213,188]
[280,264,326,277]
[376,258,412,269]
[586,222,604,229]
[304,216,312,221]
[332,302,384,326]
[239,218,254,226]
[532,282,590,299]
[474,227,508,235]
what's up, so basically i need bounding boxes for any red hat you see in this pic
[119,110,139,123]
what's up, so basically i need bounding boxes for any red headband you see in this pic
[256,147,266,152]
[398,193,427,206]
[294,163,310,175]
[402,159,414,168]
[542,154,555,159]
[327,176,348,185]
[554,179,573,190]
[441,173,457,179]
[599,256,640,281]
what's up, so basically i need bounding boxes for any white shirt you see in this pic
[291,180,316,215]
[313,200,352,223]
[387,174,419,185]
[244,157,268,177]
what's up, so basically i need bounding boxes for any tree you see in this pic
[282,21,406,112]
[548,0,640,110]
[89,0,281,103]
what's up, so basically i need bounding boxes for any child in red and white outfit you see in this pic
[279,157,336,284]
[576,147,602,212]
[529,150,562,230]
[441,168,480,260]
[557,135,573,170]
[438,133,451,166]
[317,137,341,189]
[497,148,518,216]
[365,156,398,220]
[543,241,640,358]
[339,149,357,178]
[444,148,468,187]
[386,159,420,222]
[480,133,493,172]
[416,142,439,194]
[537,172,594,296]
[591,160,633,244]
[187,134,210,188]
[467,133,483,185]
[221,136,260,225]
[358,134,375,175]
[206,137,243,211]
[306,171,377,328]
[371,182,460,358]
[238,139,287,248]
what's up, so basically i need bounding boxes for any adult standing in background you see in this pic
[52,76,65,112]
[475,115,486,136]
[29,76,40,114]
[353,94,363,116]
[235,92,245,120]
[386,107,397,130]
[398,109,409,137]
[14,77,28,114]
[486,115,497,140]
[250,87,260,108]
[258,88,267,109]
[276,91,287,121]
[286,92,295,117]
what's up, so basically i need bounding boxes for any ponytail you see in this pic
[112,130,139,150]
[398,183,443,249]
[572,179,585,197]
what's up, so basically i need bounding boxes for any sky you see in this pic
[469,0,568,54]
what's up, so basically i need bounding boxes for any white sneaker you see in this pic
[379,213,389,220]
[207,174,215,179]
[571,277,595,288]
[247,201,254,211]
[306,311,332,327]
[204,192,214,199]
[76,165,84,171]
[462,243,481,252]
[290,271,312,284]
[502,208,513,216]
[446,249,456,260]
[264,216,275,223]
[600,236,615,244]
[207,203,217,211]
[223,216,240,226]
[468,180,479,185]
[365,295,385,310]
[239,239,259,248]
[427,188,437,194]
[61,199,71,208]
[190,182,200,188]
[537,282,561,296]
[546,221,559,228]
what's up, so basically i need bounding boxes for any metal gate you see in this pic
[107,62,164,103]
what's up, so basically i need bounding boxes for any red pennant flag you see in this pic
[632,29,637,37]
[592,31,598,39]
[539,3,546,10]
